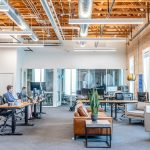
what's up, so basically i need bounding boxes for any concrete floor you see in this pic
[0,106,150,150]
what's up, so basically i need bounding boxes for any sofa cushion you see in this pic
[137,102,146,110]
[74,111,80,117]
[127,110,144,118]
[78,106,88,117]
[75,101,83,112]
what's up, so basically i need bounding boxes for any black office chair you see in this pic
[115,93,126,119]
[137,92,149,102]
[0,96,12,132]
[16,92,21,99]
[3,94,23,121]
[115,93,124,100]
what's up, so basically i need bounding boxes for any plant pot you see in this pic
[91,114,98,122]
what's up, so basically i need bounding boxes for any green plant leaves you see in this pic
[89,88,100,115]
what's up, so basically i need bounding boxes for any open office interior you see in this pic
[0,0,150,150]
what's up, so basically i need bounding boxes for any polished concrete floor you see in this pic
[0,106,150,150]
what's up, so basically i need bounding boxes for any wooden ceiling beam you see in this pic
[51,0,150,2]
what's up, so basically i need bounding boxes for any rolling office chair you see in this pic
[3,94,23,121]
[0,96,12,132]
[115,93,125,119]
[115,93,124,110]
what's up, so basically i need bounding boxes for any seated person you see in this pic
[3,85,16,102]
[18,87,28,101]
[114,86,123,98]
[19,86,32,119]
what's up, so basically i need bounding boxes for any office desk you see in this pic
[78,100,138,119]
[0,102,32,135]
[32,98,45,119]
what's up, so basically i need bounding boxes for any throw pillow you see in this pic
[78,106,88,117]
[137,102,146,110]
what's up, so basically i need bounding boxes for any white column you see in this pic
[53,69,59,107]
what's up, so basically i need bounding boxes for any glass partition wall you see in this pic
[25,69,54,106]
[22,69,124,107]
[62,69,124,106]
[63,69,124,93]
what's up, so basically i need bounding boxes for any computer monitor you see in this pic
[96,88,105,96]
[118,85,129,92]
[107,86,118,92]
[30,82,41,91]
[81,88,89,96]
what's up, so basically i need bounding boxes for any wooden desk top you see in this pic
[0,102,31,109]
[78,99,138,103]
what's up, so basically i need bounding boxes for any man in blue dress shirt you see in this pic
[3,85,16,102]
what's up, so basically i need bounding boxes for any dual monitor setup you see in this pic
[30,82,46,96]
[79,85,129,96]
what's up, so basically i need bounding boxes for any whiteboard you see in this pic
[0,73,14,95]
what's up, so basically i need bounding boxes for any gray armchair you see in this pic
[144,105,150,132]
[125,102,149,123]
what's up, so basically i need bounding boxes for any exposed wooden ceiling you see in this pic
[0,0,149,41]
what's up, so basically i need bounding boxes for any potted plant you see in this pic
[89,89,100,122]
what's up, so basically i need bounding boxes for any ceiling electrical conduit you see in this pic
[78,0,93,47]
[1,0,38,41]
[40,0,65,43]
[79,0,93,37]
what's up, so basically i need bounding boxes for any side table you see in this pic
[85,120,112,148]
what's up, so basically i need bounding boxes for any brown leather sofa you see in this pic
[73,109,113,139]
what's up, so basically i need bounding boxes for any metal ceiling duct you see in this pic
[40,0,64,43]
[78,0,93,37]
[1,0,38,41]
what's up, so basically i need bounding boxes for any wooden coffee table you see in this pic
[85,120,112,148]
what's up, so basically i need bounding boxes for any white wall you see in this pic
[0,48,17,94]
[22,42,126,69]
[0,41,126,99]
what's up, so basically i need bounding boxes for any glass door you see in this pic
[25,69,54,106]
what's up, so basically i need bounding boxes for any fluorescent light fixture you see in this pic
[74,48,116,52]
[69,18,144,25]
[0,5,9,12]
[0,43,44,47]
[73,37,126,42]
[0,31,32,35]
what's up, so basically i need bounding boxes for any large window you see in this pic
[143,48,150,100]
[129,56,134,94]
